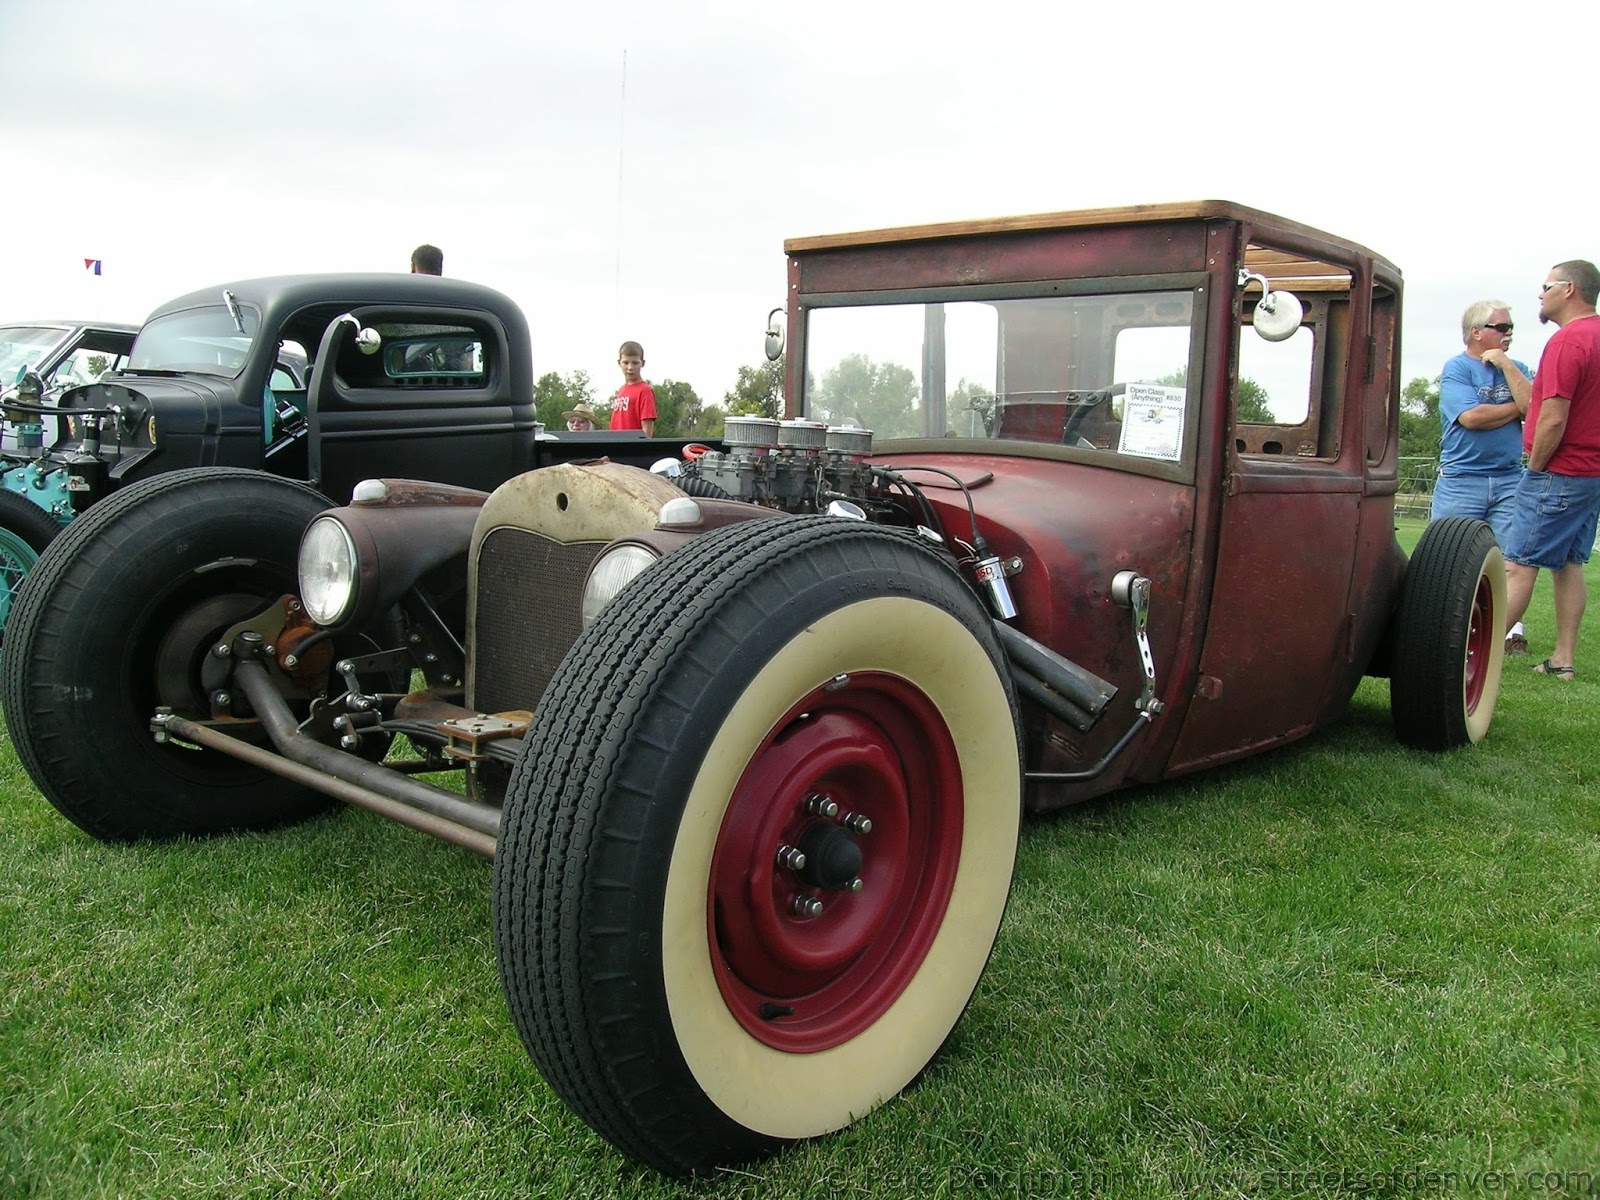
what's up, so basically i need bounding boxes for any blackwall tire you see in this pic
[1,468,343,840]
[1390,516,1505,750]
[494,517,1023,1175]
[0,490,65,649]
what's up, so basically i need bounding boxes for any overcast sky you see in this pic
[2,0,1590,405]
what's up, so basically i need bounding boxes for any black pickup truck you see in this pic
[0,274,694,638]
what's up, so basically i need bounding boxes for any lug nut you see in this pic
[839,811,873,835]
[791,894,823,918]
[846,877,864,893]
[805,793,839,818]
[775,845,807,872]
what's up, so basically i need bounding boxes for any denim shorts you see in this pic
[1505,469,1600,569]
[1431,468,1522,549]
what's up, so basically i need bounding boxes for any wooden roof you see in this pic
[784,200,1395,287]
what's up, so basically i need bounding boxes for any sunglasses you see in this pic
[1481,322,1514,334]
[1542,281,1569,294]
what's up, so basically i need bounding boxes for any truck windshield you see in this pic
[802,289,1198,465]
[127,306,260,379]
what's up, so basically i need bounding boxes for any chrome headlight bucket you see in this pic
[581,543,660,627]
[298,515,359,627]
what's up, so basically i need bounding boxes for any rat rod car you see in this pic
[1,202,1506,1175]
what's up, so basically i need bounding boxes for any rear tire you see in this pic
[1,468,342,839]
[494,516,1022,1174]
[1390,516,1505,750]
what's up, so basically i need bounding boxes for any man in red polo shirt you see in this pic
[1503,259,1600,678]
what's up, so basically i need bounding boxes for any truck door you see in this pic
[305,306,538,505]
[1165,282,1363,771]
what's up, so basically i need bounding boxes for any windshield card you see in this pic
[1117,383,1186,461]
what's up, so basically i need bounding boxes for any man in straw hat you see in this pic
[563,403,600,432]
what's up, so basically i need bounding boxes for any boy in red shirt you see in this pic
[608,341,657,437]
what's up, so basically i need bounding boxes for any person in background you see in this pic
[410,244,443,275]
[563,403,599,432]
[1502,260,1600,679]
[608,340,657,437]
[1433,299,1534,654]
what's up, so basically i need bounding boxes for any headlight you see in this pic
[298,516,359,627]
[581,544,659,627]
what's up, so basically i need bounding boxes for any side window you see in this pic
[1237,326,1315,428]
[1233,241,1350,459]
[336,322,487,390]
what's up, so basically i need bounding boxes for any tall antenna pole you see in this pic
[614,49,627,320]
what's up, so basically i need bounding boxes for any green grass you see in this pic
[3,518,1598,1198]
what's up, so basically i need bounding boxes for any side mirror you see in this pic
[1237,269,1304,343]
[764,307,785,362]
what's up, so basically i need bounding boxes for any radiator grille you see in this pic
[472,528,602,715]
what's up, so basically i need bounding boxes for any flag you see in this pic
[84,259,102,275]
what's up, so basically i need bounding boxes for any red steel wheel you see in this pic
[710,672,965,1052]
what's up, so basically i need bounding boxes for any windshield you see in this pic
[0,325,70,383]
[802,289,1198,465]
[127,305,260,378]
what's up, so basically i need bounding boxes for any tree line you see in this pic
[533,360,784,438]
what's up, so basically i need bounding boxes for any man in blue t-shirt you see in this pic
[1432,299,1534,653]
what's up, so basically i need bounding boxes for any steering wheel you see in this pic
[1061,383,1127,447]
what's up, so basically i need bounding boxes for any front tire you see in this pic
[494,517,1022,1175]
[1,468,342,839]
[0,489,65,649]
[1390,516,1505,750]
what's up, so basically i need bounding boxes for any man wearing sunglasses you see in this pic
[1501,261,1600,679]
[1433,299,1534,653]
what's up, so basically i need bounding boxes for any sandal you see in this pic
[1533,658,1575,679]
